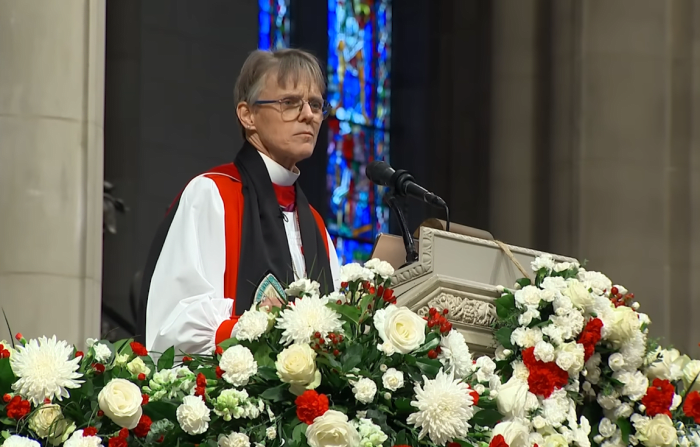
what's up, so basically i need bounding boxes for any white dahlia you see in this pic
[10,336,83,405]
[407,370,475,445]
[276,295,343,345]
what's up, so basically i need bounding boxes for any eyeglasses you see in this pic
[254,97,331,121]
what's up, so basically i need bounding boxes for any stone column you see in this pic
[547,0,700,356]
[0,1,105,346]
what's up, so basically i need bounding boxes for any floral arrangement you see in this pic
[0,259,503,447]
[488,254,700,447]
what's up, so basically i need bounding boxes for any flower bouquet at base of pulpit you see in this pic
[0,259,504,447]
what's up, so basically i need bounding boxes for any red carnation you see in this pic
[641,379,675,417]
[142,394,150,405]
[295,390,329,424]
[108,437,128,447]
[134,415,152,438]
[490,435,509,447]
[578,318,603,361]
[83,427,98,437]
[684,391,700,423]
[522,347,568,398]
[6,396,31,420]
[130,342,148,356]
[119,428,129,439]
[196,373,207,387]
[470,390,480,406]
[215,346,224,355]
[92,363,105,374]
[216,366,224,379]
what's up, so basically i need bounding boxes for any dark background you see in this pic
[101,0,493,336]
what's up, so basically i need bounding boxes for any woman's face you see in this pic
[248,73,324,170]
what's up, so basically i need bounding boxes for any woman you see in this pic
[138,49,341,355]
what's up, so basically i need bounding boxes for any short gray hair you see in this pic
[234,49,326,136]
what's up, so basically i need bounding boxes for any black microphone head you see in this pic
[365,160,394,186]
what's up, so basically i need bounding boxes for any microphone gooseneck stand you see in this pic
[383,191,419,267]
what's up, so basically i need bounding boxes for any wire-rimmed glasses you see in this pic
[254,97,331,121]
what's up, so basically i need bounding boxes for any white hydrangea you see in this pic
[364,258,395,279]
[176,395,211,435]
[352,418,389,447]
[284,278,321,297]
[339,263,374,283]
[232,309,273,342]
[438,330,474,378]
[93,343,112,363]
[219,345,258,387]
[352,378,377,404]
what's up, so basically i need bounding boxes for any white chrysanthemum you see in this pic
[339,263,373,283]
[276,295,343,345]
[352,377,377,404]
[218,432,250,447]
[10,336,84,405]
[64,430,103,447]
[438,330,474,378]
[93,343,111,363]
[285,278,321,297]
[219,345,258,387]
[364,258,395,279]
[3,435,41,447]
[407,370,475,445]
[177,395,211,435]
[232,309,273,342]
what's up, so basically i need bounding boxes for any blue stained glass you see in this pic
[259,0,291,50]
[326,0,391,264]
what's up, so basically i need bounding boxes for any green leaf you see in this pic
[616,418,632,444]
[257,366,279,381]
[217,338,240,350]
[341,343,364,372]
[529,319,553,328]
[261,384,288,402]
[394,398,413,413]
[476,397,498,410]
[395,430,407,447]
[516,278,531,288]
[143,401,178,421]
[0,359,16,394]
[82,379,95,398]
[0,418,15,426]
[327,303,361,325]
[470,408,502,428]
[495,293,516,319]
[292,423,307,444]
[413,332,440,357]
[415,357,442,377]
[254,344,275,368]
[157,346,175,371]
[494,327,514,349]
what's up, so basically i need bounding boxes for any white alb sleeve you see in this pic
[145,176,234,356]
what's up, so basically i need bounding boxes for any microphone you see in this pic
[366,160,446,208]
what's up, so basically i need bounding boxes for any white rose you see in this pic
[496,377,529,418]
[352,378,377,404]
[220,345,258,387]
[682,360,700,393]
[177,395,211,435]
[339,263,373,283]
[306,410,360,447]
[98,378,143,429]
[608,353,626,372]
[232,309,273,341]
[555,342,585,374]
[93,343,112,363]
[491,419,531,447]
[599,418,617,438]
[603,306,641,345]
[514,286,542,309]
[382,368,405,391]
[28,404,75,442]
[218,432,250,447]
[534,341,555,363]
[563,280,595,310]
[364,258,395,278]
[543,434,568,447]
[127,357,151,377]
[635,414,678,447]
[373,305,426,354]
[285,278,321,297]
[276,344,321,395]
[647,349,688,381]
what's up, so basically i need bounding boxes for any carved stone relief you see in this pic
[415,293,497,328]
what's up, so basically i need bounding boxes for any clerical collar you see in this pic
[258,151,300,186]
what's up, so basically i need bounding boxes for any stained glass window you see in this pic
[258,0,291,50]
[327,0,392,264]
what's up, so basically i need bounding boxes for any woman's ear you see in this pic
[236,102,255,130]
